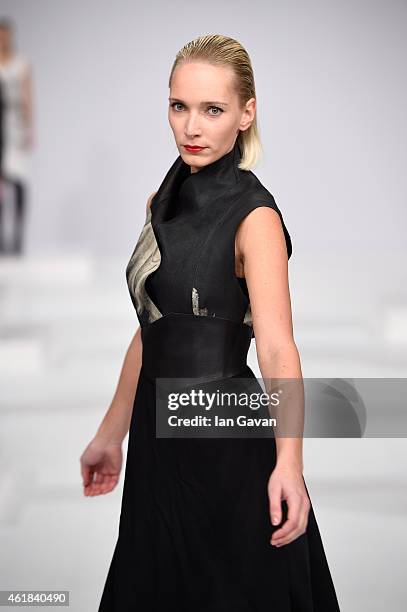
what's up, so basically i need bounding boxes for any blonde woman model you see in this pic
[81,34,341,611]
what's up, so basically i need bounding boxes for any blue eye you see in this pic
[170,102,224,116]
[170,102,182,110]
[170,102,184,111]
[208,106,223,116]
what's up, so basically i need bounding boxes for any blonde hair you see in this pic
[168,34,262,171]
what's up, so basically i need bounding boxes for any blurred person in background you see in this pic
[0,76,4,250]
[0,17,34,255]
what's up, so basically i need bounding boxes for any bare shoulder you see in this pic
[236,206,284,256]
[146,191,158,213]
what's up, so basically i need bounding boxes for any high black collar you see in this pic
[151,140,243,222]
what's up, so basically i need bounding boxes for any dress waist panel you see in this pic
[140,313,253,382]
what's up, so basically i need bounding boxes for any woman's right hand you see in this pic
[80,437,123,497]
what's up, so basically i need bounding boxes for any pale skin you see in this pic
[80,60,310,548]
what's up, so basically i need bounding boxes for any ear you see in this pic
[239,97,256,132]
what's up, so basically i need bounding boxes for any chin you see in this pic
[180,152,208,166]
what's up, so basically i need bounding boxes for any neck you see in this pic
[150,140,242,222]
[188,143,239,176]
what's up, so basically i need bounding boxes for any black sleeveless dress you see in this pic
[98,141,341,611]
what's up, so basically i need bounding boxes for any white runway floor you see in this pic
[0,249,406,611]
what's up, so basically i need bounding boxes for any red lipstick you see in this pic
[184,145,205,153]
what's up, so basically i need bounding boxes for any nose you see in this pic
[184,111,202,138]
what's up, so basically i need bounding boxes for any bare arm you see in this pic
[237,205,310,547]
[96,327,143,443]
[236,206,304,470]
[94,191,157,444]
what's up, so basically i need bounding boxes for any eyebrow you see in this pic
[169,97,229,106]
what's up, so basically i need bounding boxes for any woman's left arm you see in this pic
[237,205,310,547]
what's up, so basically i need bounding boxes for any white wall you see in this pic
[1,0,405,255]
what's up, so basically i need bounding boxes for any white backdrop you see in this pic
[1,0,406,255]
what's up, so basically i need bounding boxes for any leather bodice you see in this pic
[126,141,292,340]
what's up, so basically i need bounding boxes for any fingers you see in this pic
[268,482,282,527]
[81,463,92,487]
[270,493,310,547]
[84,473,119,496]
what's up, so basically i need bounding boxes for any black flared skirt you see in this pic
[98,358,340,611]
